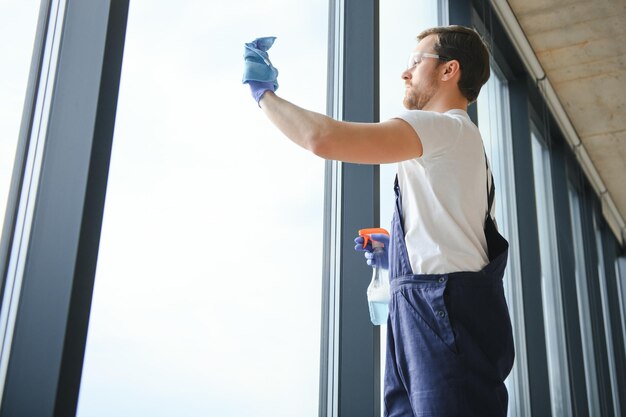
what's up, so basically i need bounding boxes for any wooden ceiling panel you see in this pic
[556,71,626,137]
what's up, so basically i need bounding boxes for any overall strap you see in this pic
[484,151,495,218]
[390,174,414,278]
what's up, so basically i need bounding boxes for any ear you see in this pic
[441,60,461,82]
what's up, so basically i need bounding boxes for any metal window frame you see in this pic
[0,0,49,317]
[531,123,574,417]
[614,255,626,409]
[593,207,623,417]
[319,0,381,416]
[0,0,129,415]
[567,184,601,416]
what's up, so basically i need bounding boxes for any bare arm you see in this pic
[259,92,423,164]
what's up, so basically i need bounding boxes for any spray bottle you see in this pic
[359,228,390,326]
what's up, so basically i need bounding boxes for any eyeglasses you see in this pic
[406,51,449,69]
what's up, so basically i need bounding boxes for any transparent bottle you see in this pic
[366,242,390,326]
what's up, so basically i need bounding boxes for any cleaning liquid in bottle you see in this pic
[359,228,390,326]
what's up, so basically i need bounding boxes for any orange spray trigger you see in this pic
[358,228,390,249]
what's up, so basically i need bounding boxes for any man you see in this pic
[243,25,514,417]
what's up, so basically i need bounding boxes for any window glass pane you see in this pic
[568,187,600,416]
[477,66,528,417]
[592,210,621,417]
[379,1,439,412]
[379,0,440,220]
[75,2,327,416]
[617,257,626,362]
[531,131,572,417]
[0,1,40,238]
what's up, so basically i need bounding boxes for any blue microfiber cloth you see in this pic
[242,36,279,91]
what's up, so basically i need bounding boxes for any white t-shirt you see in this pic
[395,109,492,274]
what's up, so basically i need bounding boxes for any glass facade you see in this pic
[0,1,624,416]
[75,1,327,416]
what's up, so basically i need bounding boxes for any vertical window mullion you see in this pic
[593,211,622,417]
[579,194,615,417]
[615,255,626,410]
[0,1,128,416]
[618,258,626,349]
[319,0,344,414]
[569,186,601,416]
[320,0,379,416]
[532,130,573,417]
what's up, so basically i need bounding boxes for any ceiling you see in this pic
[506,0,626,243]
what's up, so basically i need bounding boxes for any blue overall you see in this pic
[384,169,515,417]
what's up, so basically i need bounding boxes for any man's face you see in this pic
[401,35,441,110]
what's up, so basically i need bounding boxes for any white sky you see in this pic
[75,1,328,416]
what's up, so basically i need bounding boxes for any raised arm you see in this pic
[243,37,422,164]
[259,91,422,164]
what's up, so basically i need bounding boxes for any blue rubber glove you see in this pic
[247,80,276,104]
[354,233,390,269]
[242,36,279,104]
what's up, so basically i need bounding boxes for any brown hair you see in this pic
[417,25,490,103]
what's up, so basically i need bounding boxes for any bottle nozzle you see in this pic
[358,228,390,249]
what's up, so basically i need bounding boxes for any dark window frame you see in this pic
[0,1,129,416]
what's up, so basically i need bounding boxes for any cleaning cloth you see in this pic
[242,36,279,91]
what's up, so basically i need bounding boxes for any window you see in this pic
[617,257,626,365]
[75,1,327,416]
[477,65,529,417]
[531,129,572,417]
[593,210,622,417]
[0,0,41,240]
[379,0,441,225]
[568,186,600,416]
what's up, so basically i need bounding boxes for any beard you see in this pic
[403,73,438,110]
